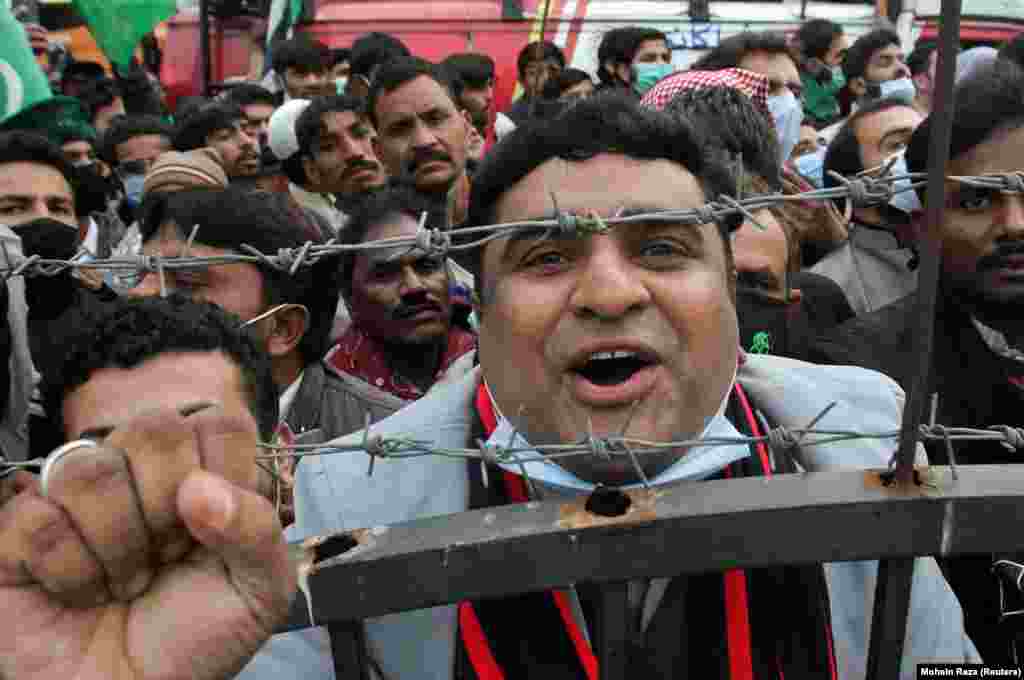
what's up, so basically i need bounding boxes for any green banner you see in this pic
[72,0,177,67]
[0,1,52,123]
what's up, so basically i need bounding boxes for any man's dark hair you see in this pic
[795,19,843,62]
[842,28,901,82]
[140,187,341,367]
[664,85,781,191]
[224,83,278,110]
[465,91,739,302]
[907,59,1024,199]
[366,57,457,129]
[329,47,352,68]
[338,182,444,296]
[0,131,77,193]
[442,52,496,101]
[823,97,914,210]
[173,102,244,152]
[271,36,330,76]
[349,32,412,81]
[596,27,646,86]
[98,114,173,164]
[295,94,366,157]
[542,67,593,99]
[692,31,796,71]
[907,41,937,77]
[516,40,566,80]
[77,77,121,124]
[41,295,279,442]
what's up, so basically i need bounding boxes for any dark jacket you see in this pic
[810,291,1024,664]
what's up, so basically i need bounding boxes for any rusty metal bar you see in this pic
[866,0,963,673]
[278,465,1024,632]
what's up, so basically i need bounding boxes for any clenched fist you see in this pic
[0,404,295,680]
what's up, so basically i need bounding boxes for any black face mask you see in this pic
[10,218,80,320]
[735,288,811,359]
[11,217,80,261]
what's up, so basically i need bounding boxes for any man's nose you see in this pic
[896,63,911,78]
[1001,194,1024,238]
[411,121,440,150]
[570,237,652,320]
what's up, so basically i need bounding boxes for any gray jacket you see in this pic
[240,354,977,679]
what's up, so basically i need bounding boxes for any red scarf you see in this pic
[325,325,477,401]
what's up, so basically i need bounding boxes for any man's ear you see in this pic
[614,62,632,85]
[348,75,370,100]
[849,76,866,98]
[264,305,309,358]
[301,155,321,188]
[785,287,803,306]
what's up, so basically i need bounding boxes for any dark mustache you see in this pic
[344,159,379,177]
[977,241,1024,270]
[392,294,442,320]
[407,149,452,174]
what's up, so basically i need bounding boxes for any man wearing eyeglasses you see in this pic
[811,98,924,314]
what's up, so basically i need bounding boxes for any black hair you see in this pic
[173,102,244,152]
[349,32,412,80]
[464,91,738,301]
[271,36,330,75]
[516,40,566,79]
[542,67,593,99]
[907,59,1024,199]
[692,31,796,71]
[295,94,366,158]
[41,294,279,442]
[596,27,646,86]
[907,41,937,77]
[842,28,901,81]
[77,77,121,124]
[174,96,210,120]
[62,60,106,83]
[224,83,278,110]
[0,131,77,195]
[140,187,341,367]
[442,52,496,100]
[98,114,173,164]
[338,182,444,296]
[72,163,111,217]
[329,47,352,68]
[664,85,782,191]
[823,97,914,210]
[795,19,843,62]
[366,57,457,129]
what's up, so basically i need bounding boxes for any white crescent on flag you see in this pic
[0,58,24,119]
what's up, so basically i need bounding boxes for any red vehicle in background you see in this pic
[160,0,573,114]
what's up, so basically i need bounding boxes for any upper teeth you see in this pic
[590,351,637,361]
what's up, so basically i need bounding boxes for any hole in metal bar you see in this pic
[315,534,359,563]
[585,485,632,517]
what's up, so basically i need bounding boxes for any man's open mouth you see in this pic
[571,351,657,386]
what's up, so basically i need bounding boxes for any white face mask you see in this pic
[857,149,922,216]
[877,77,917,104]
[767,90,803,165]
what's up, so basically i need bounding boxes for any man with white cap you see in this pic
[268,98,349,234]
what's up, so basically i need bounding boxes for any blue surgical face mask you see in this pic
[767,90,802,164]
[121,173,145,209]
[793,147,826,188]
[632,62,674,96]
[878,77,916,104]
[886,152,922,215]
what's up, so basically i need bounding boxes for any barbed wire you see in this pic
[5,169,1020,281]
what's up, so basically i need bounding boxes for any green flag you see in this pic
[0,1,52,123]
[266,0,304,49]
[72,0,177,67]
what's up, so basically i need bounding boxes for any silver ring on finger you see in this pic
[40,439,100,499]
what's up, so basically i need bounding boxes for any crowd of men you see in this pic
[4,16,1024,678]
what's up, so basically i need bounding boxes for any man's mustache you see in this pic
[391,294,443,320]
[343,159,379,178]
[977,241,1024,270]
[407,149,452,175]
